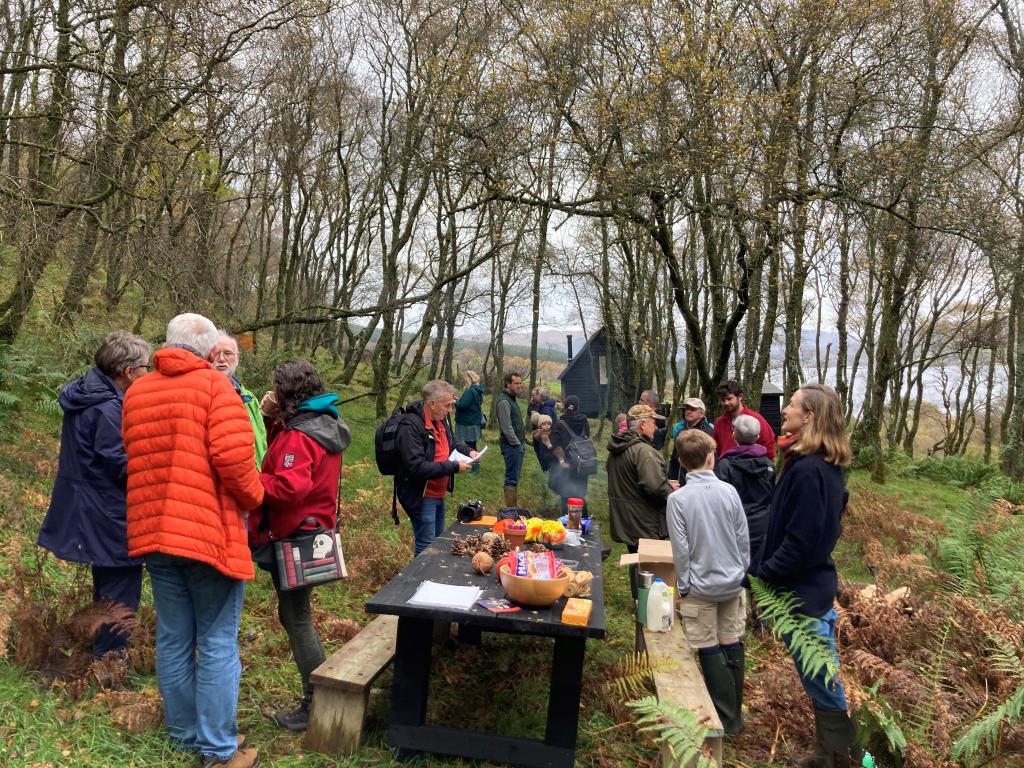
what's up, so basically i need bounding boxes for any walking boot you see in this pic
[272,688,313,732]
[698,648,741,736]
[197,746,259,768]
[722,643,745,734]
[816,707,864,768]
[503,485,517,508]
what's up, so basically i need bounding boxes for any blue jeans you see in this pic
[501,442,525,487]
[784,608,848,711]
[412,498,446,556]
[146,553,245,760]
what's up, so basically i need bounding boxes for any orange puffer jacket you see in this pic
[123,346,265,580]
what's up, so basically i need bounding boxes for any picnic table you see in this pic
[365,519,606,768]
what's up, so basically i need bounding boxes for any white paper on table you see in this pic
[449,444,487,464]
[407,581,482,611]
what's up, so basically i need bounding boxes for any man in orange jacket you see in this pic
[123,313,264,768]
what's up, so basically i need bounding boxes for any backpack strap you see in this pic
[391,486,399,526]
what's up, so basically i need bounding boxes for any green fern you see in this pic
[749,576,839,686]
[627,695,715,768]
[902,617,953,748]
[34,397,62,417]
[951,681,1024,764]
[936,486,1024,617]
[0,390,19,406]
[858,680,907,765]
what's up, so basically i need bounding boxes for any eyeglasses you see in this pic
[212,350,238,360]
[135,363,151,371]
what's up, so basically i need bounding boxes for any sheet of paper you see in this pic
[407,581,482,611]
[449,444,487,464]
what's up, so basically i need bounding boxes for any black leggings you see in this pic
[269,567,326,691]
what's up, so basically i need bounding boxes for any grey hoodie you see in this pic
[665,470,749,600]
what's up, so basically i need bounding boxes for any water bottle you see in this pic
[645,578,673,632]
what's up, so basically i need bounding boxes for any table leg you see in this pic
[544,635,587,751]
[389,616,434,760]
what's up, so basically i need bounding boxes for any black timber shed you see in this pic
[557,327,635,418]
[757,382,784,437]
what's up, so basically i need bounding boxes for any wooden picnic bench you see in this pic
[304,613,398,755]
[642,622,724,768]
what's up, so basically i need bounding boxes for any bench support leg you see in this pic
[304,685,371,755]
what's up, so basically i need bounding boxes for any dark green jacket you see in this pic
[496,389,525,446]
[606,429,674,546]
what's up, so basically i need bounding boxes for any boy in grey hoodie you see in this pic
[666,429,749,736]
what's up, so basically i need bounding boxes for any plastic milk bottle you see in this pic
[645,578,673,632]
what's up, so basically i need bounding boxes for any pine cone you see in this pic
[465,535,484,555]
[529,543,547,553]
[451,535,469,556]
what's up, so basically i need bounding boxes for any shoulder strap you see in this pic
[562,420,581,441]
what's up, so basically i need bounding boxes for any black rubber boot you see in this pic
[794,706,827,768]
[698,649,741,736]
[272,689,312,732]
[722,643,745,734]
[816,707,863,768]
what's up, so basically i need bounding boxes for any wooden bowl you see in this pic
[498,563,570,607]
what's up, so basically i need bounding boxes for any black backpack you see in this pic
[375,406,409,476]
[375,406,412,524]
[563,422,598,477]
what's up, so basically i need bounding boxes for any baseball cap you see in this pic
[627,403,666,422]
[683,397,705,411]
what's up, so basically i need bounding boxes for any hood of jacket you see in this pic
[298,392,341,418]
[153,346,213,376]
[721,443,768,459]
[59,367,122,413]
[607,428,649,455]
[560,411,589,434]
[287,396,351,454]
[721,450,775,481]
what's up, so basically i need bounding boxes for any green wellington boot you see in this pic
[698,650,741,736]
[722,643,745,734]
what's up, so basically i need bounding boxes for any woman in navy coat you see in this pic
[38,331,151,657]
[748,383,863,768]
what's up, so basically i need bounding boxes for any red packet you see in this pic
[476,598,521,613]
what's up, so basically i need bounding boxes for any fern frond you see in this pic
[986,635,1024,678]
[749,576,839,686]
[605,653,679,700]
[34,398,61,417]
[951,680,1024,763]
[627,695,714,768]
[0,390,20,406]
[903,617,952,743]
[859,681,908,758]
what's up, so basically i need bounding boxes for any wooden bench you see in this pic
[642,622,724,768]
[304,613,398,755]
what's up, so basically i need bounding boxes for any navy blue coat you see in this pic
[38,368,141,567]
[749,450,845,618]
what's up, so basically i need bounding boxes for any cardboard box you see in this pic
[618,538,675,588]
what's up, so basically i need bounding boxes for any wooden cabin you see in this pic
[757,382,784,437]
[557,328,635,418]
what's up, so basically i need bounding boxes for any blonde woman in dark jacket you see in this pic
[749,383,862,768]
